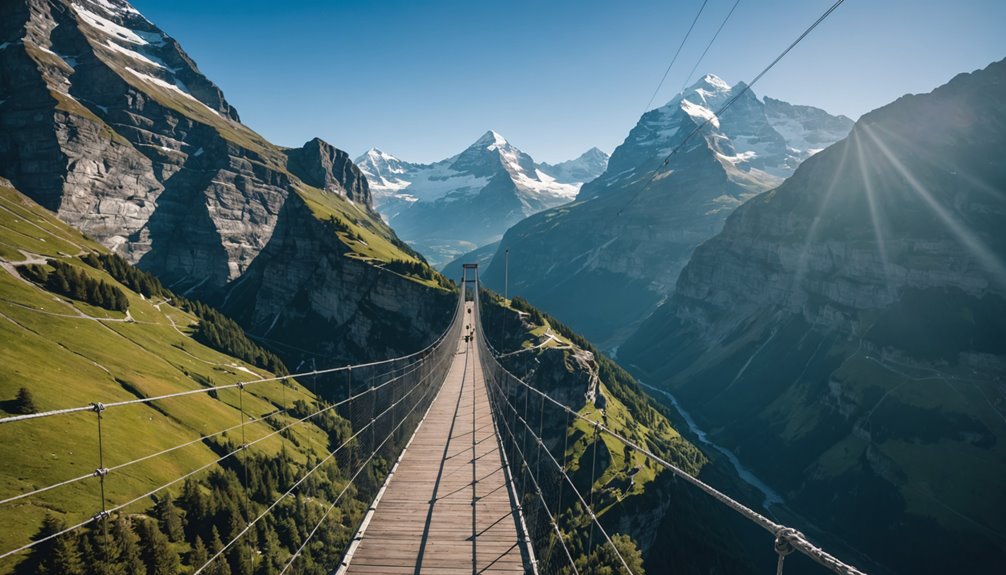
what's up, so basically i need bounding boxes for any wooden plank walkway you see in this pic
[340,302,530,574]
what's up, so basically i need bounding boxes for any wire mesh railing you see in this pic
[473,279,867,575]
[0,282,466,574]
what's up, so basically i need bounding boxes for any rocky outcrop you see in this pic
[620,59,1006,574]
[0,0,452,364]
[479,76,852,349]
[285,137,371,205]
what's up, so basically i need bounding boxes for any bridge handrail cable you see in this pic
[276,332,458,574]
[475,287,633,575]
[0,288,464,426]
[474,281,866,575]
[0,284,467,564]
[194,336,458,574]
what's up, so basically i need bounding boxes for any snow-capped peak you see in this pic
[363,148,400,164]
[473,130,509,150]
[698,74,731,92]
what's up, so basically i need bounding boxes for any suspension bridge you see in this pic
[0,265,866,575]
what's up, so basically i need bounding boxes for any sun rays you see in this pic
[852,130,894,293]
[792,120,1006,298]
[860,123,1006,291]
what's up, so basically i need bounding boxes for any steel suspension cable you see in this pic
[486,338,866,575]
[483,365,635,575]
[193,342,454,575]
[0,351,438,510]
[0,336,456,562]
[486,366,580,574]
[0,292,463,426]
[277,349,450,575]
[642,0,711,113]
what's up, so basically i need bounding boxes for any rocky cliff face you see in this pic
[356,131,608,267]
[620,59,1006,574]
[480,76,852,349]
[0,0,452,364]
[285,137,371,205]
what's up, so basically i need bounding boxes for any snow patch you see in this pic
[72,3,164,46]
[93,0,140,15]
[681,99,720,129]
[102,39,164,68]
[717,150,757,165]
[122,67,221,118]
[700,74,732,92]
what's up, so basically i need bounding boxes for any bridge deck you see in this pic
[341,302,529,574]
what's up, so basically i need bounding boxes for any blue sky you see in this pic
[130,0,1006,164]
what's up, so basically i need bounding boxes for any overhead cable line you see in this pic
[618,0,847,216]
[643,0,711,113]
[676,0,743,94]
[0,294,463,426]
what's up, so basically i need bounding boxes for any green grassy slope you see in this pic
[0,184,335,571]
[479,291,709,568]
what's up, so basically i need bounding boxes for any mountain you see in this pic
[538,146,611,184]
[480,75,853,349]
[356,131,608,266]
[0,0,453,366]
[619,59,1006,573]
[0,179,353,573]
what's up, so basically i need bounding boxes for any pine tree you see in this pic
[116,289,129,312]
[137,518,180,575]
[228,545,254,575]
[36,524,85,575]
[155,493,185,542]
[12,386,37,415]
[89,524,125,575]
[112,517,146,575]
[187,536,209,569]
[27,514,65,573]
[207,528,232,575]
[209,526,225,555]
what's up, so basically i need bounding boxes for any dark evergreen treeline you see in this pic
[19,259,129,312]
[81,253,167,299]
[181,299,289,377]
[80,252,288,376]
[384,259,453,289]
[22,436,362,575]
[325,215,363,242]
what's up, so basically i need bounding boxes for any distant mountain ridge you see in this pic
[480,75,853,348]
[620,59,1006,574]
[356,131,608,266]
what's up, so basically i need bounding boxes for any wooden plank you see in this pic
[342,303,529,574]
